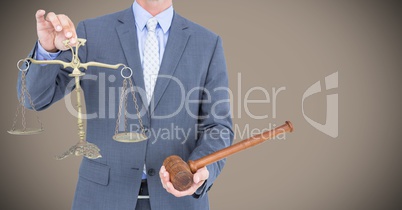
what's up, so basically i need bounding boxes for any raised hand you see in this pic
[35,9,77,52]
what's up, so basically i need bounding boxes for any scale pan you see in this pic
[7,128,44,135]
[113,132,148,143]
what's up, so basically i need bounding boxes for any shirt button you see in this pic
[147,168,156,176]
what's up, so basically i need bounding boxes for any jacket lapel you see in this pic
[150,13,191,114]
[116,8,148,108]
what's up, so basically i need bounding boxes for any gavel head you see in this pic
[163,155,194,191]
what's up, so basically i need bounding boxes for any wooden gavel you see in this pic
[163,121,294,191]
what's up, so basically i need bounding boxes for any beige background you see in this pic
[1,0,401,209]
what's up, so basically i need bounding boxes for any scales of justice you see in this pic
[9,38,295,191]
[8,38,147,160]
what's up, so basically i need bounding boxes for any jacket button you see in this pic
[147,168,156,176]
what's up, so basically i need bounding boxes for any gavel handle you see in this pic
[188,121,293,173]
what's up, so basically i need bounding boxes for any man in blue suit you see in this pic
[22,0,233,209]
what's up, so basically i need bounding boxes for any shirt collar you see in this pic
[132,1,174,34]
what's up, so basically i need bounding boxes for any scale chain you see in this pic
[10,71,27,132]
[21,73,27,131]
[115,79,128,135]
[124,80,129,133]
[114,77,146,137]
[23,72,44,130]
[11,69,44,132]
[128,78,146,135]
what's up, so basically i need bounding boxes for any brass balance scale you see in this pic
[8,38,147,160]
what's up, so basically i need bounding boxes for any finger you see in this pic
[159,165,166,177]
[35,10,47,24]
[159,166,169,188]
[57,14,73,38]
[45,12,63,32]
[166,182,186,197]
[193,167,209,184]
[166,177,201,196]
[166,180,204,197]
[194,179,205,189]
[160,166,169,181]
[67,17,77,44]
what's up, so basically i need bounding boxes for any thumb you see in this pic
[193,167,209,184]
[35,10,46,24]
[193,174,200,184]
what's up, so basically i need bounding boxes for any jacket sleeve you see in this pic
[188,36,234,198]
[17,21,88,110]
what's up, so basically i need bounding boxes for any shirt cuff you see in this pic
[36,41,61,60]
[192,180,213,199]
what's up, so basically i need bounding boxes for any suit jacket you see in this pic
[20,7,233,210]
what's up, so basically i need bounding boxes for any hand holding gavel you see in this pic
[159,164,209,197]
[161,121,294,192]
